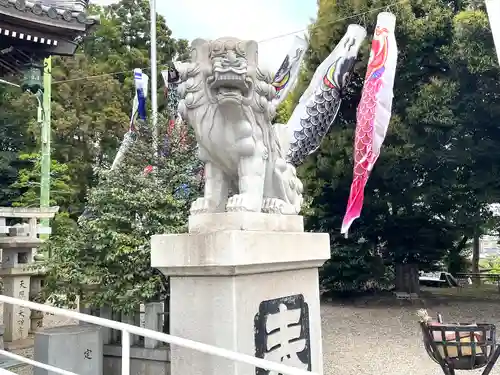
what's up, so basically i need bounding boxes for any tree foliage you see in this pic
[284,0,500,293]
[42,118,201,312]
[1,0,500,301]
[10,153,75,209]
[0,0,189,219]
[0,0,193,308]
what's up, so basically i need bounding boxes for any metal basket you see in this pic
[420,322,497,375]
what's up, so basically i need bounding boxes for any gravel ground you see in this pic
[321,298,500,375]
[6,298,500,375]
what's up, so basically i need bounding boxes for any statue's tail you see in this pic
[273,123,292,157]
[284,24,366,166]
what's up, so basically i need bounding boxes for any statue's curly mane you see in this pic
[177,63,283,158]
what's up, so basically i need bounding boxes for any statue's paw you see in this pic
[262,198,298,215]
[226,194,261,212]
[262,198,283,214]
[190,197,216,215]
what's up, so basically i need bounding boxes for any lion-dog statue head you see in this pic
[175,37,281,161]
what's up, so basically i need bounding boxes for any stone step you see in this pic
[0,355,23,370]
[0,368,18,374]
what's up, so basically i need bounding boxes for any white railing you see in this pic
[0,295,317,375]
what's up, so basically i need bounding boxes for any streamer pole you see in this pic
[40,56,52,241]
[150,0,158,157]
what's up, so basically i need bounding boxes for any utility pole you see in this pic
[40,56,51,235]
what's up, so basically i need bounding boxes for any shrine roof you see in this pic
[0,0,99,33]
[0,1,98,76]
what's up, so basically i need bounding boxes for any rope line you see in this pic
[51,0,408,85]
[258,0,408,43]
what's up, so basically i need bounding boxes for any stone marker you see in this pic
[0,227,41,342]
[0,325,4,350]
[34,325,103,375]
[144,302,163,349]
[0,207,59,343]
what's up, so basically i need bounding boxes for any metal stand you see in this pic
[479,344,500,375]
[421,322,500,375]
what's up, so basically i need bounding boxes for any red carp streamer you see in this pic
[341,12,398,236]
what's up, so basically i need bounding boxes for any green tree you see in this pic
[287,0,500,294]
[440,8,500,278]
[42,118,201,312]
[0,87,38,206]
[1,0,189,216]
[10,152,76,209]
[84,0,188,70]
[480,255,500,273]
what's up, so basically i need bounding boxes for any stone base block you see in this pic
[34,325,103,375]
[188,212,304,233]
[103,345,169,375]
[151,213,330,375]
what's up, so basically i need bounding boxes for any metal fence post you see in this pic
[121,330,130,375]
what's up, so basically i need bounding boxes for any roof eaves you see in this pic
[0,0,99,27]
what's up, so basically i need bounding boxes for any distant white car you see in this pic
[419,271,459,287]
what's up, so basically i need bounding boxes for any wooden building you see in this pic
[0,0,98,78]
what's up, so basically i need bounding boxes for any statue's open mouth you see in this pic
[207,70,253,102]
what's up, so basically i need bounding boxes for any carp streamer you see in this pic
[111,68,148,171]
[271,36,308,108]
[284,24,367,166]
[341,12,398,236]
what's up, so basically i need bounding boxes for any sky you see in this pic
[91,0,318,73]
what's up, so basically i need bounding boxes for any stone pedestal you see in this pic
[151,212,330,375]
[34,325,103,375]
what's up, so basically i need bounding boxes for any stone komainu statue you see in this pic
[175,27,366,215]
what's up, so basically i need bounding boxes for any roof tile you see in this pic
[0,0,99,25]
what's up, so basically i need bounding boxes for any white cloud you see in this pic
[90,0,317,73]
